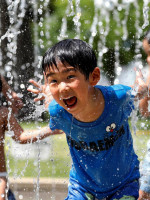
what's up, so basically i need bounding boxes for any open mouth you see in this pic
[63,96,77,108]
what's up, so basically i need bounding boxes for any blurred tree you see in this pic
[38,0,150,83]
[0,1,35,118]
[1,0,150,119]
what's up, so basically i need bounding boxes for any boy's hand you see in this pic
[134,68,148,100]
[27,77,53,109]
[27,79,46,101]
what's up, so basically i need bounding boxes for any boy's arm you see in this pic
[3,107,62,144]
[1,75,23,114]
[18,127,63,144]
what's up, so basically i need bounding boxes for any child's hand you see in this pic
[138,190,150,200]
[134,68,148,99]
[27,79,46,101]
[27,78,53,109]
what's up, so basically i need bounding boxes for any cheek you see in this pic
[50,87,58,99]
[69,80,80,91]
[74,83,89,97]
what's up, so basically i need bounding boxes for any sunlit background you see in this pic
[1,0,150,199]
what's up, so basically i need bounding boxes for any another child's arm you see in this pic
[1,75,23,114]
[138,68,150,199]
[139,67,150,117]
[0,107,10,200]
[0,176,7,200]
[132,69,148,100]
[139,188,150,200]
[0,142,7,200]
[139,96,150,117]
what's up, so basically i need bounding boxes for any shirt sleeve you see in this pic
[123,85,135,118]
[48,100,62,131]
[49,116,59,131]
[112,84,135,118]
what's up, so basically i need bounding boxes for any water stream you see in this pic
[0,0,150,199]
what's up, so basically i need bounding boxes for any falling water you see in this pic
[0,0,150,199]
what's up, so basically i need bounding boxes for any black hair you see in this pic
[42,39,97,79]
[144,30,150,44]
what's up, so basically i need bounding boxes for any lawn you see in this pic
[5,122,71,178]
[5,118,150,179]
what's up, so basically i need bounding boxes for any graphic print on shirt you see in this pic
[67,123,125,152]
[104,123,116,138]
[106,123,116,133]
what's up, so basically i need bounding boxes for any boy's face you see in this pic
[45,61,99,118]
[143,39,150,66]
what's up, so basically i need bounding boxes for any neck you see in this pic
[74,87,105,122]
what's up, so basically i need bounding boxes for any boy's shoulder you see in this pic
[96,84,132,101]
[48,99,66,117]
[109,84,132,99]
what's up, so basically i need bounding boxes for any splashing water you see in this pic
[1,0,150,199]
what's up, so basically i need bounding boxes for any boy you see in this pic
[138,30,150,200]
[28,39,148,200]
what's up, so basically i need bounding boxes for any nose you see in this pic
[59,82,69,93]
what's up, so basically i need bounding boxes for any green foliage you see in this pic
[6,133,71,178]
[31,0,150,82]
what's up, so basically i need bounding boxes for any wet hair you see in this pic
[144,30,150,44]
[42,39,97,79]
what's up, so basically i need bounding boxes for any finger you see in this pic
[27,88,41,94]
[34,96,45,102]
[134,67,143,77]
[29,79,41,88]
[43,72,47,84]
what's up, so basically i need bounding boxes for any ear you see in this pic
[89,67,100,86]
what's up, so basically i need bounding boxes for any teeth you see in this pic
[63,97,72,100]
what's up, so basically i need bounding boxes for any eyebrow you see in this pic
[46,68,76,78]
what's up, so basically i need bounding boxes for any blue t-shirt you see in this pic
[49,84,140,198]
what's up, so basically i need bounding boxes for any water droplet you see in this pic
[19,194,23,199]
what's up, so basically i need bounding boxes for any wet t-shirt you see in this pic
[48,84,140,199]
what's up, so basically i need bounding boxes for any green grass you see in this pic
[6,133,71,178]
[5,120,150,178]
[133,131,149,161]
